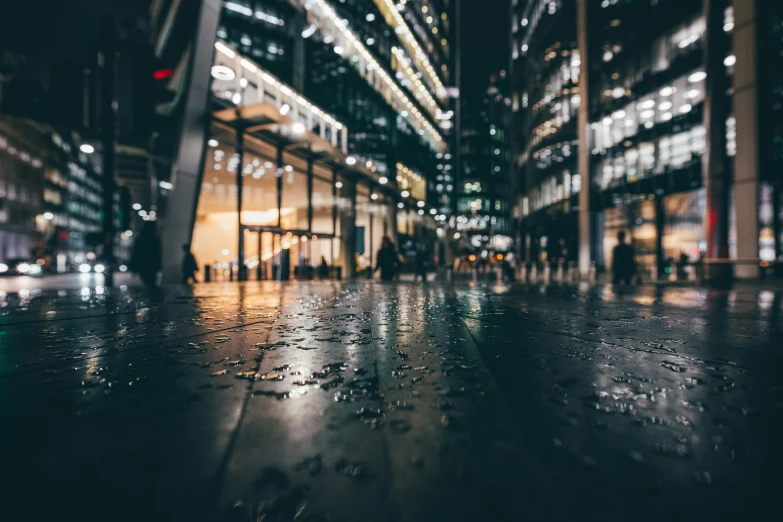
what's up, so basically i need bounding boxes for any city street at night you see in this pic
[3,0,783,520]
[2,280,781,521]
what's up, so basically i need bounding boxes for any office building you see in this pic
[509,0,783,278]
[457,71,512,254]
[151,0,455,281]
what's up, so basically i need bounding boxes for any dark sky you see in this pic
[460,0,510,89]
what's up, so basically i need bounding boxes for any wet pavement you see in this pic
[1,281,781,521]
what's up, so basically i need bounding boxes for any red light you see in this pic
[153,68,174,80]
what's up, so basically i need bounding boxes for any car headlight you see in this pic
[17,262,30,274]
[27,264,42,275]
[79,264,92,273]
[94,264,105,273]
[118,264,128,272]
[0,263,8,273]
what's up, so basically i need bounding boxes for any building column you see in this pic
[339,179,357,278]
[654,195,665,273]
[703,0,732,281]
[732,0,761,278]
[160,0,221,283]
[577,0,592,277]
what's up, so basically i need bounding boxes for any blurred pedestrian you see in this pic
[131,221,162,286]
[612,231,636,285]
[677,252,689,280]
[414,244,428,282]
[320,256,330,279]
[181,244,199,284]
[375,236,399,281]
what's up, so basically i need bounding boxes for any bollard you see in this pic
[556,261,564,283]
[520,264,528,283]
[542,263,551,284]
[530,263,538,283]
[650,263,658,283]
[229,263,235,282]
[589,261,597,283]
[204,264,211,282]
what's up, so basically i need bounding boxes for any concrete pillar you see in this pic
[654,195,665,275]
[732,0,761,279]
[703,0,732,281]
[160,0,221,283]
[577,0,592,277]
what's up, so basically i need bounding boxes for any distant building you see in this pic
[509,0,783,278]
[457,71,512,254]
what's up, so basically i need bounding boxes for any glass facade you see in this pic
[511,0,783,271]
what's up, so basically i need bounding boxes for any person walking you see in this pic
[319,256,330,279]
[181,244,199,284]
[612,231,636,285]
[130,222,162,287]
[414,244,428,282]
[374,236,399,282]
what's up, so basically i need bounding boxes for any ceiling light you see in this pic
[211,65,235,81]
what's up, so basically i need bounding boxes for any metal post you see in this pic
[236,128,247,281]
[332,168,338,236]
[369,210,374,272]
[276,146,283,228]
[257,230,262,280]
[100,16,117,287]
[307,156,314,232]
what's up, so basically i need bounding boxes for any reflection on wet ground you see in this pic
[1,282,781,521]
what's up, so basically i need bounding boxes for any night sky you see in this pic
[460,0,510,90]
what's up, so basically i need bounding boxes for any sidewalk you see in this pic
[1,281,781,521]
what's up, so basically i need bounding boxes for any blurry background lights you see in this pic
[79,144,95,154]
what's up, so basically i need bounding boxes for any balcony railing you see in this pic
[212,42,348,153]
